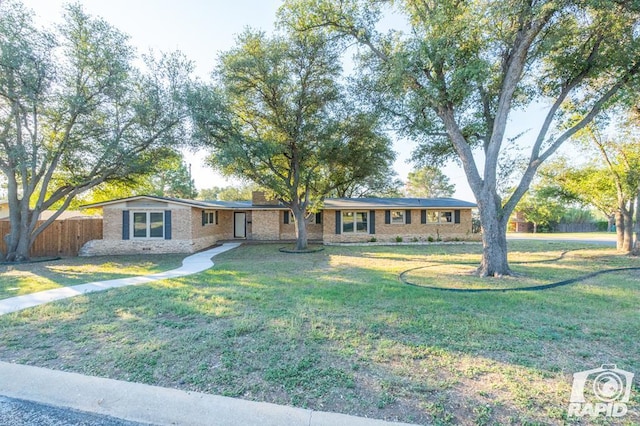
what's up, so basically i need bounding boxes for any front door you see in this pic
[234,212,246,238]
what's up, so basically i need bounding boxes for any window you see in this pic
[342,211,368,233]
[132,211,164,238]
[425,210,453,223]
[390,210,405,224]
[426,211,439,223]
[204,210,216,225]
[439,211,453,223]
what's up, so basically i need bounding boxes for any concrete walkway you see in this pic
[0,243,242,316]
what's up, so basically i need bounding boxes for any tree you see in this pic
[281,0,640,276]
[0,2,195,261]
[78,152,197,205]
[405,166,455,198]
[198,184,259,201]
[516,185,566,233]
[550,129,640,253]
[193,29,395,250]
[147,154,197,199]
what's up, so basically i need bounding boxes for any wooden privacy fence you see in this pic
[0,217,103,258]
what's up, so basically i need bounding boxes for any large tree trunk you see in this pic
[615,211,625,251]
[291,205,309,251]
[634,191,639,255]
[5,203,35,262]
[623,200,634,254]
[3,175,33,261]
[618,200,633,254]
[477,192,511,277]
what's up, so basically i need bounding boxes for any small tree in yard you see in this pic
[282,0,640,276]
[0,1,196,261]
[193,30,395,250]
[516,185,565,233]
[551,125,640,253]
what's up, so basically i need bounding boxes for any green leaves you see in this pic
[0,1,197,260]
[199,28,395,210]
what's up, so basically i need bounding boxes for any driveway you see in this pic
[507,232,617,246]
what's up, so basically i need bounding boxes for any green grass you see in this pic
[0,241,638,425]
[0,254,184,299]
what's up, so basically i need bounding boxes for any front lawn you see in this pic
[0,254,184,300]
[0,242,638,425]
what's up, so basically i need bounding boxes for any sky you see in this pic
[19,0,551,203]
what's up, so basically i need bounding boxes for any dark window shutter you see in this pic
[335,211,341,234]
[455,209,461,224]
[215,211,219,225]
[164,210,172,240]
[421,210,427,224]
[284,211,290,224]
[122,210,130,240]
[406,210,412,224]
[315,212,322,224]
[385,210,391,224]
[202,210,206,226]
[369,210,376,234]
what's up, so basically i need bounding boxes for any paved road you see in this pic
[506,232,617,246]
[0,396,146,426]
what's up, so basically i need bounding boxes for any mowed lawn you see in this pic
[0,254,184,299]
[0,242,638,425]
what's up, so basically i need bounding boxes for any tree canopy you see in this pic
[405,166,455,198]
[193,29,395,250]
[280,0,640,275]
[549,120,640,252]
[0,1,197,260]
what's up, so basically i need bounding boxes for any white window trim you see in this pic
[390,210,405,225]
[131,211,165,239]
[342,211,369,234]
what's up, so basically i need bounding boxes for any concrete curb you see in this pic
[0,362,416,426]
[0,243,242,316]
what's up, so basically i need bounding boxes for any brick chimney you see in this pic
[252,191,280,206]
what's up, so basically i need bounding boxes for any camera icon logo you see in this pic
[568,364,634,418]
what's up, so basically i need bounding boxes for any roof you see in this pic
[81,195,288,210]
[81,195,476,211]
[323,197,477,209]
[81,195,214,209]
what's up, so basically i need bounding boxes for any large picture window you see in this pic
[132,211,164,238]
[342,211,368,233]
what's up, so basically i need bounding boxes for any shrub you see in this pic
[395,236,403,243]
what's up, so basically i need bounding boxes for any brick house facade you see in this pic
[80,193,477,255]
